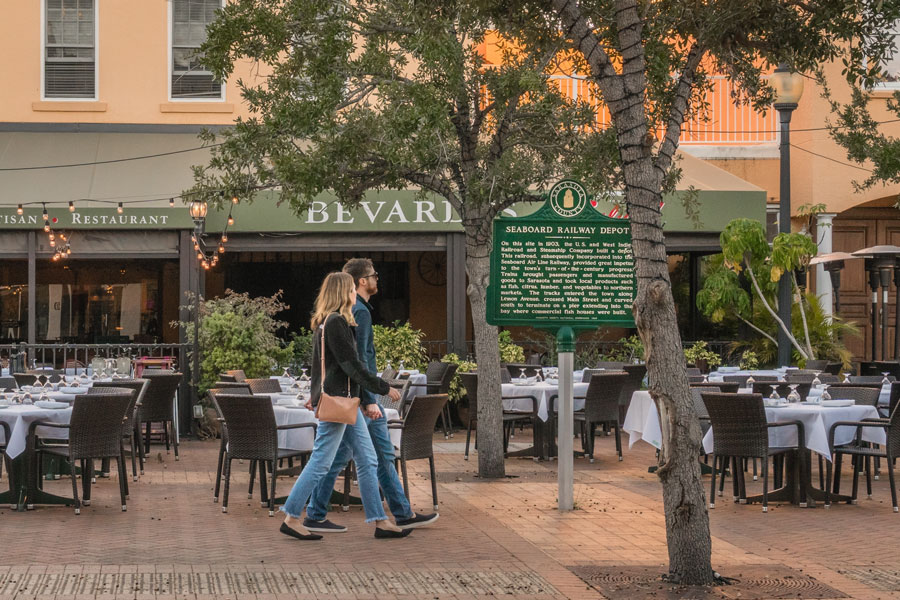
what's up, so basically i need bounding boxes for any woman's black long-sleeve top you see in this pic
[310,312,390,408]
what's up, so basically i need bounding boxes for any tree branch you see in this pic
[549,0,623,100]
[738,316,778,346]
[655,43,705,176]
[745,264,809,360]
[792,273,815,359]
[401,170,461,209]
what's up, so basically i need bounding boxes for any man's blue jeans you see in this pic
[306,402,413,521]
[280,408,387,523]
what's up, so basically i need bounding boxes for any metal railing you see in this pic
[0,343,189,372]
[549,74,777,146]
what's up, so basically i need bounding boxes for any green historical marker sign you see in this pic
[487,179,636,329]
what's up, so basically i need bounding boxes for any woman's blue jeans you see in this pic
[280,407,386,523]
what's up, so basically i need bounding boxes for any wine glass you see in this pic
[746,375,755,386]
[882,372,892,386]
[843,372,852,383]
[811,372,822,387]
[820,384,831,403]
[787,384,801,403]
[518,367,526,383]
[768,386,781,401]
[398,359,406,371]
[702,373,709,383]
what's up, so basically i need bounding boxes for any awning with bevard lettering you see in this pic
[0,132,765,236]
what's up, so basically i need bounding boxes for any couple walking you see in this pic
[280,258,438,540]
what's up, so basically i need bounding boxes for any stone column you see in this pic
[816,213,836,317]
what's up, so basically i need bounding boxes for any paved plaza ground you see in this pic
[2,431,900,599]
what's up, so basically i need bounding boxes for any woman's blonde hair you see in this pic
[311,271,357,329]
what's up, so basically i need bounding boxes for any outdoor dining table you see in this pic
[499,379,589,460]
[623,390,886,506]
[0,403,76,509]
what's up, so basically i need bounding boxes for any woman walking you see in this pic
[280,272,406,540]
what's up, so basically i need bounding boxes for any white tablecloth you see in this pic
[622,391,661,449]
[702,403,884,460]
[708,369,787,382]
[0,404,73,458]
[501,382,589,421]
[272,405,401,452]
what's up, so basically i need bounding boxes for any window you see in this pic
[875,22,900,89]
[44,0,96,99]
[171,0,223,99]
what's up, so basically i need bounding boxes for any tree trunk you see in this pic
[625,160,715,585]
[465,238,505,478]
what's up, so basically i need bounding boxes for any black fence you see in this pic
[0,343,189,373]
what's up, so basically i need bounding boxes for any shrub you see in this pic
[372,321,428,371]
[498,330,525,364]
[440,352,478,404]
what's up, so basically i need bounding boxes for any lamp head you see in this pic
[189,199,208,222]
[772,64,804,107]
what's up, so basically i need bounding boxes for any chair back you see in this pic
[460,372,479,416]
[582,369,605,383]
[595,361,626,370]
[886,382,900,417]
[690,386,717,420]
[691,381,740,394]
[247,378,282,394]
[69,390,133,460]
[89,379,149,434]
[583,373,629,423]
[381,367,398,382]
[620,364,646,406]
[885,399,900,456]
[399,394,449,461]
[380,379,412,414]
[499,367,511,383]
[723,374,777,386]
[688,375,705,384]
[213,381,252,393]
[139,372,183,422]
[12,373,36,388]
[436,363,459,394]
[751,381,794,398]
[226,369,247,382]
[786,373,817,384]
[686,367,702,377]
[211,393,277,460]
[850,375,894,385]
[702,393,769,458]
[217,373,237,382]
[425,361,450,383]
[818,373,840,384]
[826,386,880,406]
[0,376,16,390]
[860,361,900,378]
[505,363,542,379]
[824,361,843,375]
[805,359,829,372]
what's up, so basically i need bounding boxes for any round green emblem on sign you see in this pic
[548,180,588,218]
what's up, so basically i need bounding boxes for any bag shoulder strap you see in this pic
[320,316,351,397]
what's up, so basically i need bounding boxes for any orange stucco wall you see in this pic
[0,0,259,125]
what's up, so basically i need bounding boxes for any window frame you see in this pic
[167,0,226,102]
[40,0,99,101]
[873,22,900,91]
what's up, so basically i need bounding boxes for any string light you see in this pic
[42,205,48,221]
[218,244,225,254]
[231,195,239,205]
[196,251,203,260]
[221,233,228,242]
[16,204,23,215]
[227,215,234,226]
[117,202,123,214]
[169,198,175,207]
[65,246,71,256]
[43,223,50,233]
[68,201,75,212]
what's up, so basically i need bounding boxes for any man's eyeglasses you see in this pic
[364,272,379,280]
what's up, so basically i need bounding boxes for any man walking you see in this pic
[303,258,439,532]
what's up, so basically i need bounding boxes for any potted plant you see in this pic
[684,341,721,374]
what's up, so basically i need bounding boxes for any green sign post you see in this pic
[487,179,636,510]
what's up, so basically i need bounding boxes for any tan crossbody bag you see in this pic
[314,322,360,425]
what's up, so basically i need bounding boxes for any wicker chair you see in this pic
[213,381,252,393]
[688,375,706,384]
[702,392,804,512]
[0,376,16,390]
[825,398,900,511]
[723,374,777,386]
[595,361,626,370]
[860,361,900,378]
[459,373,537,461]
[426,362,459,439]
[381,367,398,382]
[690,387,716,437]
[850,375,895,385]
[138,372,183,460]
[575,372,629,462]
[387,394,449,511]
[582,369,608,383]
[217,373,237,382]
[246,378,282,394]
[804,360,829,372]
[90,379,149,481]
[686,367,702,377]
[379,379,413,415]
[226,370,247,382]
[28,390,133,514]
[691,381,740,394]
[620,365,646,419]
[212,393,316,515]
[827,386,880,406]
[786,373,818,384]
[499,368,512,384]
[12,373,36,388]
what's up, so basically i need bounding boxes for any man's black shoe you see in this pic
[396,513,439,529]
[302,518,348,533]
[374,527,412,538]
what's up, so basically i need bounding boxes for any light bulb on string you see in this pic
[218,244,225,254]
[49,239,55,247]
[42,206,48,221]
[43,224,50,233]
[65,246,71,256]
[68,201,75,212]
[48,233,54,241]
[117,202,123,214]
[169,198,175,207]
[231,195,239,205]
[196,251,203,260]
[52,253,59,262]
[202,261,210,270]
[221,233,228,243]
[16,205,23,215]
[227,215,234,226]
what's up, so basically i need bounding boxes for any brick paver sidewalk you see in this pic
[2,431,900,599]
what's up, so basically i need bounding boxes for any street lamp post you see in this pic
[772,65,804,367]
[189,200,208,409]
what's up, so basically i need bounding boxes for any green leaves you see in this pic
[372,321,429,371]
[770,232,817,282]
[695,267,751,323]
[719,218,770,272]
